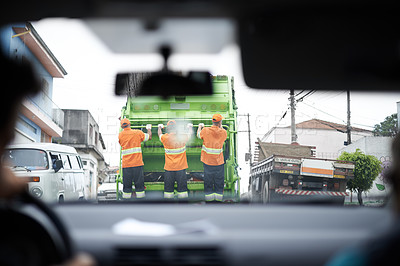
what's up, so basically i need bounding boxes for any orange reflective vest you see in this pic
[198,126,227,166]
[160,133,189,171]
[118,128,149,168]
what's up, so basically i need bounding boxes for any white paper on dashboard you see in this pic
[112,218,177,237]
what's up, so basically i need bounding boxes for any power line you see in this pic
[352,123,374,129]
[305,94,382,124]
[296,90,316,102]
[260,106,290,141]
[304,97,382,124]
[299,108,374,130]
[294,89,306,97]
[300,101,346,124]
[311,90,332,100]
[319,90,346,102]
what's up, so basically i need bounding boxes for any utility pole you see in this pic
[247,113,253,166]
[290,89,297,143]
[347,90,351,145]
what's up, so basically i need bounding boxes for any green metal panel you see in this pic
[118,75,240,201]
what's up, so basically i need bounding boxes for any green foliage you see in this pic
[338,149,382,193]
[373,113,398,137]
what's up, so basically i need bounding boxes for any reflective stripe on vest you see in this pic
[121,147,142,156]
[202,145,223,155]
[164,146,186,155]
[144,133,150,142]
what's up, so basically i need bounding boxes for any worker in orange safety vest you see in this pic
[197,114,227,202]
[118,118,152,200]
[158,120,193,200]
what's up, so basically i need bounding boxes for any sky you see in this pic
[33,18,400,193]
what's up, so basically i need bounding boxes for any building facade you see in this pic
[0,22,66,143]
[265,119,373,159]
[54,109,107,200]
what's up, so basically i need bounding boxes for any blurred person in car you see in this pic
[197,114,227,203]
[118,118,152,200]
[158,120,193,200]
[326,133,400,266]
[0,52,95,266]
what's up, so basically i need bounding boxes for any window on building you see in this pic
[89,124,93,144]
[95,131,98,146]
[41,131,50,142]
[17,117,37,134]
[41,78,49,100]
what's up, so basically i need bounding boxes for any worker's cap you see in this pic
[212,114,223,122]
[120,118,131,128]
[167,120,176,127]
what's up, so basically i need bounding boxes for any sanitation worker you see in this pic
[158,120,193,200]
[118,118,152,200]
[197,114,227,202]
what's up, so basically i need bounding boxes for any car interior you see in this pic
[1,1,400,265]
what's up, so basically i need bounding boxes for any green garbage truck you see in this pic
[117,75,240,201]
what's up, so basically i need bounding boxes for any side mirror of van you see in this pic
[54,159,63,173]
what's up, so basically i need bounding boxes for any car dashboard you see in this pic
[46,203,395,266]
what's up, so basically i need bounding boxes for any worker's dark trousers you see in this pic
[164,169,188,199]
[203,163,224,201]
[122,166,145,198]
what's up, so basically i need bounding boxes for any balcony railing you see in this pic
[27,92,64,130]
[52,106,64,130]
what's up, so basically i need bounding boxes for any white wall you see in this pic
[79,153,98,200]
[272,127,372,159]
[339,136,392,200]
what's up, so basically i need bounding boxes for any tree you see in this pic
[373,113,398,137]
[338,149,382,205]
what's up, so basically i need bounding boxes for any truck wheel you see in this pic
[250,189,258,203]
[262,181,269,204]
[249,178,257,202]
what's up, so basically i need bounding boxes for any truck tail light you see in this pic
[298,180,303,190]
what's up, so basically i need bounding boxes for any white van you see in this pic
[3,143,86,203]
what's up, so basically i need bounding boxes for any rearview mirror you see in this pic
[115,71,213,98]
[54,159,63,173]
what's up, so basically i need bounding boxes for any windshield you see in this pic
[0,18,398,206]
[3,149,49,171]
